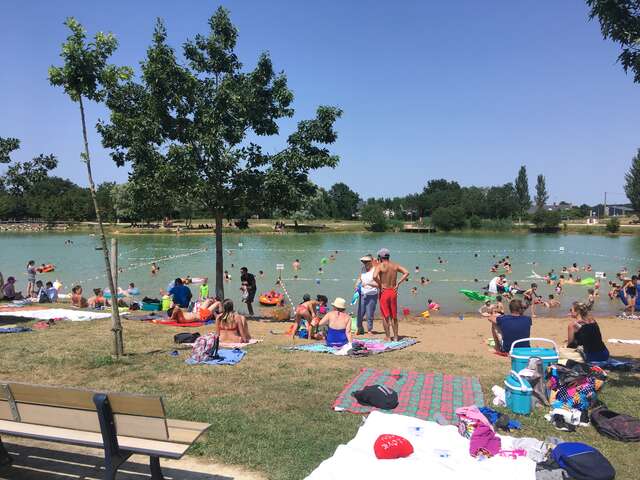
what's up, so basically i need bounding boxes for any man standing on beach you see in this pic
[374,248,409,341]
[240,267,257,316]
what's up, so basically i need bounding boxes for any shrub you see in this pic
[360,204,387,232]
[469,215,482,229]
[431,206,466,231]
[532,209,561,229]
[606,217,620,233]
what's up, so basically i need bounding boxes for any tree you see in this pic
[304,186,334,219]
[360,203,387,232]
[587,0,640,83]
[418,179,462,216]
[532,209,561,230]
[514,165,531,218]
[0,137,20,164]
[624,149,640,218]
[460,186,487,218]
[534,174,549,209]
[431,206,466,231]
[606,216,621,233]
[328,182,360,219]
[486,183,518,218]
[49,18,132,356]
[98,8,341,298]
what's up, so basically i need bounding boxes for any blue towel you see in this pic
[0,327,32,334]
[185,348,246,365]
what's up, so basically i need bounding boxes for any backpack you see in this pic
[174,332,201,344]
[552,442,615,480]
[591,406,640,442]
[189,333,219,363]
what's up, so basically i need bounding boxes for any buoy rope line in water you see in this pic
[68,248,208,287]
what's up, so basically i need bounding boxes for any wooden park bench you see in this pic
[0,381,210,479]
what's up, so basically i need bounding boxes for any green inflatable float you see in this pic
[459,289,493,302]
[579,277,596,286]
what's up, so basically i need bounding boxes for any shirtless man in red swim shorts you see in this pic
[374,248,409,341]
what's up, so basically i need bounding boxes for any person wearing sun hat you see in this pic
[356,254,379,334]
[318,297,352,348]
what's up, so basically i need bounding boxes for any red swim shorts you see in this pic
[379,288,398,319]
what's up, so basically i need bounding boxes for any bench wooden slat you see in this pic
[5,383,166,418]
[166,419,211,431]
[16,403,169,441]
[0,401,10,421]
[167,424,210,444]
[0,420,189,459]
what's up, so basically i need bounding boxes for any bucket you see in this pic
[504,370,533,415]
[161,295,172,311]
[510,337,558,373]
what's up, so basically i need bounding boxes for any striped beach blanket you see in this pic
[333,368,484,422]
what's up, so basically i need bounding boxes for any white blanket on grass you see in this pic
[306,411,535,480]
[0,308,113,322]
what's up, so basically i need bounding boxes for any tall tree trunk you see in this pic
[215,211,224,299]
[79,96,124,356]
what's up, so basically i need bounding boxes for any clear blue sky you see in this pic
[1,0,639,205]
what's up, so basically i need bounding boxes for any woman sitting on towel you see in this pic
[71,285,88,308]
[317,297,352,348]
[216,299,251,343]
[567,302,609,363]
[2,277,23,301]
[87,288,107,308]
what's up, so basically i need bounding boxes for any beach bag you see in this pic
[456,405,492,439]
[189,333,219,362]
[352,385,398,410]
[551,442,615,480]
[590,406,640,442]
[174,332,200,344]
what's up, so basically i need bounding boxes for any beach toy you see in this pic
[580,277,596,286]
[509,337,558,373]
[351,288,360,305]
[190,277,206,284]
[504,370,533,415]
[420,310,430,318]
[259,292,284,306]
[402,307,411,317]
[320,257,328,265]
[238,242,243,247]
[459,289,493,302]
[36,264,55,273]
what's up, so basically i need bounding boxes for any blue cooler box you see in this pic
[505,370,533,415]
[510,337,558,373]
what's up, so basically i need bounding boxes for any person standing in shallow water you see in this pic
[374,248,409,341]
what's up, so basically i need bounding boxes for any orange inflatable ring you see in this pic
[37,264,55,273]
[259,293,283,306]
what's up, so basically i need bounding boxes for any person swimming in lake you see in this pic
[151,263,159,275]
[292,259,301,271]
[523,283,542,317]
[545,294,560,308]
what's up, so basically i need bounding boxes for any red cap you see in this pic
[373,434,414,460]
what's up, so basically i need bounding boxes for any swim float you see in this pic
[259,291,284,306]
[580,277,596,286]
[37,264,55,273]
[459,289,493,302]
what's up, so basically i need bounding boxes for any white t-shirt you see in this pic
[488,276,500,294]
[361,269,378,296]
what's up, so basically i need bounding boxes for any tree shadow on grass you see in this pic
[1,442,236,480]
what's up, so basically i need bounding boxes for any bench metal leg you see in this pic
[0,436,13,467]
[150,456,165,480]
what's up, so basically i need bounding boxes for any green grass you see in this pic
[0,319,639,479]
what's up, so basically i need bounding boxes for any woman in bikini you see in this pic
[292,294,319,340]
[170,298,222,323]
[216,299,251,343]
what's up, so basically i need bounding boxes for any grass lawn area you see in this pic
[0,316,639,479]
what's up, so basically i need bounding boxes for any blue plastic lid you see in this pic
[511,347,558,359]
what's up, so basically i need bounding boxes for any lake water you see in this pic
[2,232,639,316]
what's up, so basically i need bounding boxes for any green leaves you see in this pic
[49,17,131,102]
[0,137,20,164]
[624,148,640,217]
[587,0,640,83]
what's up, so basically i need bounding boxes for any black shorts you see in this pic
[245,290,256,303]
